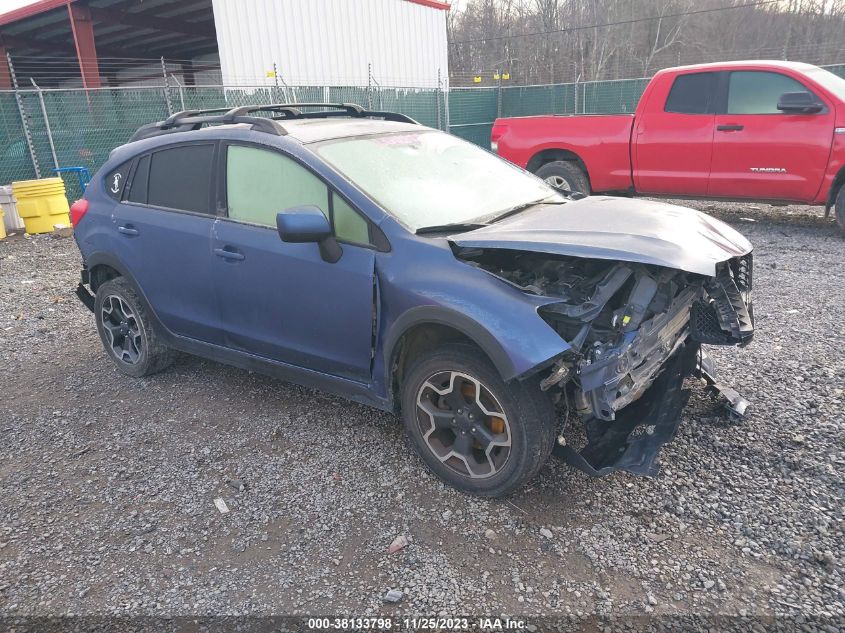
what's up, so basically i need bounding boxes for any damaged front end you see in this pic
[459,248,754,477]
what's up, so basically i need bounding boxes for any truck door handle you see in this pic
[214,247,245,261]
[716,124,744,131]
[117,225,139,236]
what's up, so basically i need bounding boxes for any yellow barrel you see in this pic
[12,177,71,234]
[0,208,5,240]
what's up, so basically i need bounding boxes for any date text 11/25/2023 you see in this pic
[306,616,532,630]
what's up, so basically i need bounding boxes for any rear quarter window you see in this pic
[105,161,131,200]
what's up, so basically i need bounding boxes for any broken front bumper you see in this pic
[554,343,694,477]
[555,254,754,477]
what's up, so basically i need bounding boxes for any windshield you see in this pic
[805,67,845,101]
[313,130,564,231]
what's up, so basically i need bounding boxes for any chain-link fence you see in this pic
[1,63,843,200]
[1,83,447,200]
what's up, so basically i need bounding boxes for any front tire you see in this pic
[94,277,175,378]
[535,160,591,195]
[835,185,845,234]
[400,344,557,497]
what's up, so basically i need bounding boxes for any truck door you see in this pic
[708,70,834,201]
[632,71,716,195]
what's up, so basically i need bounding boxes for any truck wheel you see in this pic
[94,277,175,378]
[836,185,845,234]
[535,160,591,195]
[400,344,556,498]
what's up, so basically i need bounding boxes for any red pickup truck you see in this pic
[492,61,845,231]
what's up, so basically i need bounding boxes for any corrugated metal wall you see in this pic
[211,0,449,88]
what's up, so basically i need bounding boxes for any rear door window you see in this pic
[146,144,215,214]
[125,154,150,204]
[664,72,716,114]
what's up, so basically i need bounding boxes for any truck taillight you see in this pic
[70,199,89,227]
[491,123,508,153]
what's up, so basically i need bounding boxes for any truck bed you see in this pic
[493,114,635,193]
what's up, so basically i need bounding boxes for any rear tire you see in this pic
[835,185,845,234]
[535,160,591,195]
[94,277,175,378]
[400,344,556,498]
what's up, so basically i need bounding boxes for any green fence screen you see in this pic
[1,63,843,199]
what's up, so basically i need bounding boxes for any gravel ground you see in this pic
[0,201,843,626]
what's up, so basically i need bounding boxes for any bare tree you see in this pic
[448,0,845,86]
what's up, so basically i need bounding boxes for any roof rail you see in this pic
[128,102,419,143]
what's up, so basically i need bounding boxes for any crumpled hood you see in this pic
[450,196,752,276]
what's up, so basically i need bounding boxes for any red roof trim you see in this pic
[406,0,451,10]
[0,0,73,27]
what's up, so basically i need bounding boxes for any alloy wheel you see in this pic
[545,174,573,190]
[415,371,512,479]
[100,295,142,364]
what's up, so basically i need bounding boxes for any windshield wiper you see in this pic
[484,197,567,224]
[415,196,566,235]
[415,222,489,235]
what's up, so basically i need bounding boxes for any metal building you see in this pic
[0,0,450,89]
[212,0,450,88]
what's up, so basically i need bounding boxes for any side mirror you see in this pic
[777,91,823,114]
[276,206,342,263]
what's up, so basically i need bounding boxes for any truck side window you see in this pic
[727,71,812,114]
[664,72,714,114]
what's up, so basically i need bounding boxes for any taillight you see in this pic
[70,199,89,227]
[491,122,508,153]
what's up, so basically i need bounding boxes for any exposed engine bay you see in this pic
[457,248,754,477]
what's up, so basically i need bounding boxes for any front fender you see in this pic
[383,305,523,382]
[373,240,572,404]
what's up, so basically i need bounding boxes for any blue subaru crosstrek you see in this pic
[71,103,754,497]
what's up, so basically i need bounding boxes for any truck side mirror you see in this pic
[777,91,823,114]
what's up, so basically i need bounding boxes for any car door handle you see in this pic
[214,247,245,261]
[716,124,744,131]
[117,225,139,236]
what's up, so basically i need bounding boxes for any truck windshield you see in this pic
[804,67,845,101]
[313,130,564,232]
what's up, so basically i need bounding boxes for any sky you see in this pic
[0,0,39,14]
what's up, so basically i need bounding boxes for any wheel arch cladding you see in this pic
[387,319,492,408]
[88,263,121,292]
[383,305,567,409]
[830,166,845,206]
[84,251,171,339]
